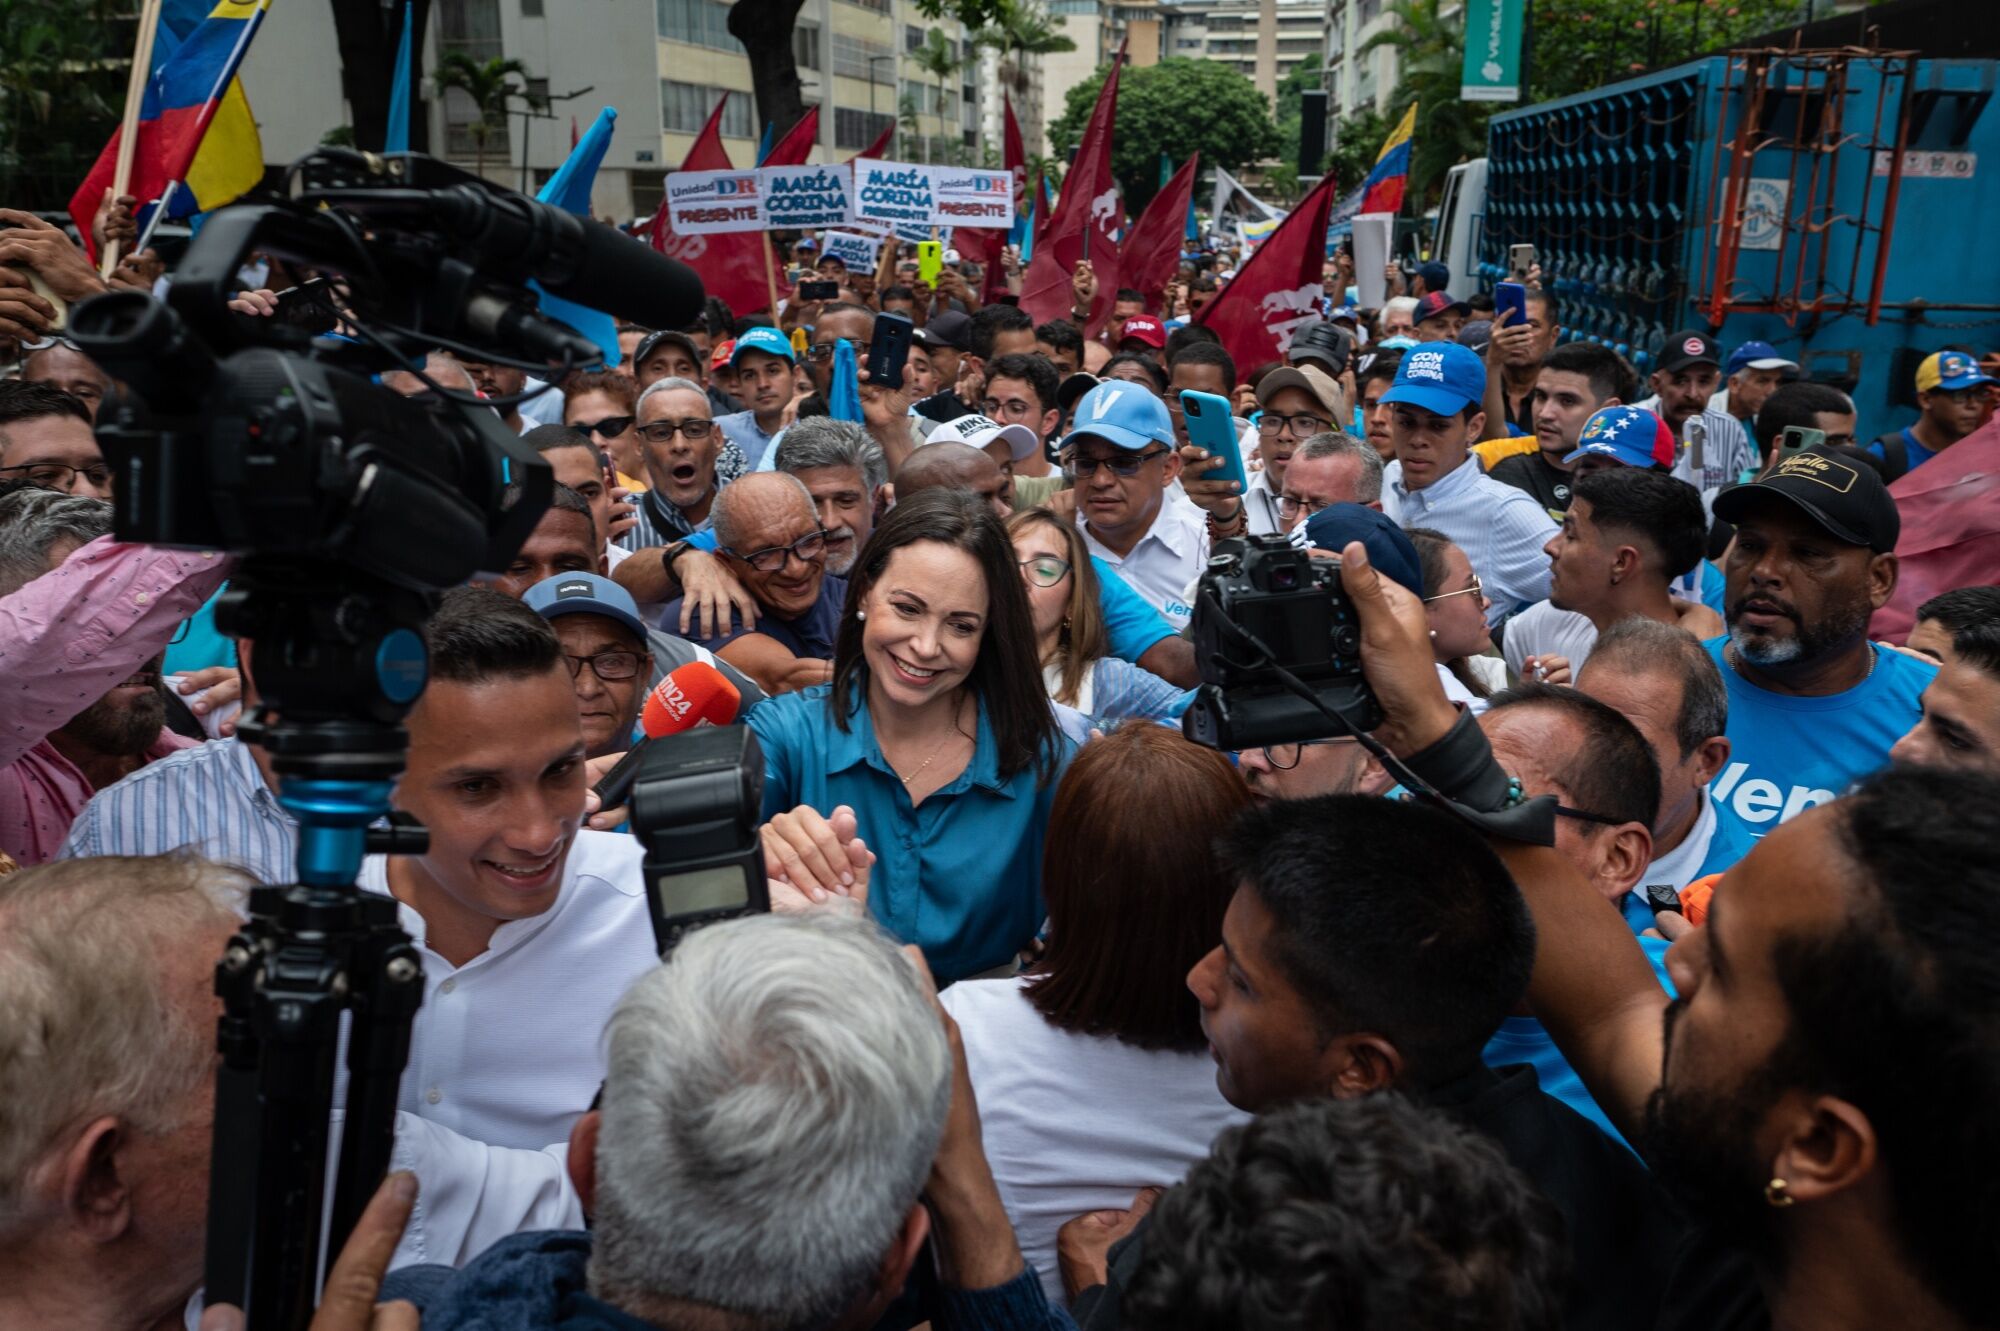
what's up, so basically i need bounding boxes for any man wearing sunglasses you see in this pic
[1477,682,1676,1145]
[667,473,843,696]
[525,573,655,759]
[714,327,798,469]
[1064,381,1208,630]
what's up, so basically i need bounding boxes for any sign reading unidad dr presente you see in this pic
[664,168,763,234]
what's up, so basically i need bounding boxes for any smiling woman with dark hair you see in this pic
[749,488,1074,982]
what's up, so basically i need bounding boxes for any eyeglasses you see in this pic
[1277,494,1332,519]
[1018,555,1071,587]
[1422,576,1485,604]
[637,418,715,443]
[728,528,829,573]
[1260,736,1359,769]
[805,342,839,363]
[562,650,644,682]
[573,415,634,439]
[1258,412,1330,437]
[982,397,1039,420]
[1067,449,1169,479]
[0,461,115,490]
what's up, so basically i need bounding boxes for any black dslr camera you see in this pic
[629,725,770,954]
[1182,534,1383,750]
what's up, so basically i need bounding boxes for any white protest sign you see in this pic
[928,166,1014,228]
[757,164,853,229]
[664,168,763,235]
[818,231,881,271]
[853,159,939,228]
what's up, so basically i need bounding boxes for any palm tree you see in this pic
[972,0,1076,100]
[1358,0,1488,211]
[431,52,538,180]
[905,28,961,163]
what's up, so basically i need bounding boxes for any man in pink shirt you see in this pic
[0,486,229,862]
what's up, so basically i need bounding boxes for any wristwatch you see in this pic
[662,540,692,581]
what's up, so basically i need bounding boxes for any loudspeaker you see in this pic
[1299,90,1328,177]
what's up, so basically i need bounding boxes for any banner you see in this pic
[818,230,882,271]
[647,96,775,317]
[665,167,763,234]
[1122,152,1199,307]
[1019,44,1123,332]
[1197,172,1341,378]
[852,159,1013,230]
[757,163,852,228]
[1460,0,1525,103]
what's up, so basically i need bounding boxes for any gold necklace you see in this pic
[888,704,971,785]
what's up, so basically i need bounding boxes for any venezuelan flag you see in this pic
[1359,102,1417,215]
[70,0,271,252]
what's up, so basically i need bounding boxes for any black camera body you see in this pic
[1183,534,1383,750]
[630,725,770,954]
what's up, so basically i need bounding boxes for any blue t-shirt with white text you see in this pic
[1702,637,1933,845]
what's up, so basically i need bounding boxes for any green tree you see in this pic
[972,0,1076,102]
[906,28,962,163]
[0,0,128,208]
[431,52,538,179]
[1527,0,1829,103]
[1048,58,1280,214]
[1326,105,1392,195]
[1359,0,1488,212]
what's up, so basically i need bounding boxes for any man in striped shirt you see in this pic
[1632,330,1757,496]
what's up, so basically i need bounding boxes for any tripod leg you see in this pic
[328,895,425,1256]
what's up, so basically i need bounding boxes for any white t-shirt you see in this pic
[1503,599,1601,680]
[938,975,1247,1304]
[351,831,657,1151]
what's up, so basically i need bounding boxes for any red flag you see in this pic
[1121,153,1198,311]
[570,115,579,149]
[647,97,778,318]
[1004,96,1027,219]
[764,105,820,166]
[1019,51,1124,334]
[1870,417,2000,642]
[1195,172,1340,381]
[846,118,895,166]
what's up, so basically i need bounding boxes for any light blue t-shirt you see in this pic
[1702,637,1934,845]
[1865,424,1936,473]
[163,584,239,675]
[1484,935,1675,1150]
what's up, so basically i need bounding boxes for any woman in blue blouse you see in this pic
[750,489,1075,982]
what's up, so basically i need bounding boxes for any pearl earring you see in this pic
[1429,629,1437,639]
[857,609,867,621]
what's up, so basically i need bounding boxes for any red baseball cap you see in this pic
[709,339,736,371]
[1119,314,1166,349]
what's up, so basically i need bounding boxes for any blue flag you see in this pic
[830,338,863,423]
[532,106,620,366]
[755,119,777,166]
[385,2,413,153]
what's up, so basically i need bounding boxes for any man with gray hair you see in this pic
[666,471,842,695]
[773,416,887,576]
[1575,617,1755,930]
[383,910,1076,1329]
[0,853,584,1330]
[0,486,228,863]
[1278,432,1384,535]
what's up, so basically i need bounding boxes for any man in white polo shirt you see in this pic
[1064,380,1209,629]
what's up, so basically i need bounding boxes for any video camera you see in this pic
[629,725,770,954]
[1182,534,1384,750]
[63,148,705,1328]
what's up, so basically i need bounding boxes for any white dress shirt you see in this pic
[1381,456,1558,624]
[1079,495,1210,630]
[352,830,658,1151]
[1632,395,1757,495]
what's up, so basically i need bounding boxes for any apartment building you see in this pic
[1159,0,1323,101]
[1040,0,1162,153]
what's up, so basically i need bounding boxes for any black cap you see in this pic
[1711,448,1900,552]
[1056,371,1101,417]
[1657,329,1723,374]
[1288,320,1353,376]
[634,328,700,371]
[918,310,972,352]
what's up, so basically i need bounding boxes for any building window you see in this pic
[662,81,752,137]
[656,0,737,49]
[835,106,895,149]
[631,169,666,220]
[794,24,821,70]
[840,0,891,13]
[520,0,542,17]
[833,31,894,81]
[905,23,926,50]
[1358,0,1381,20]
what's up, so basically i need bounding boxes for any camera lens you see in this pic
[1271,566,1298,591]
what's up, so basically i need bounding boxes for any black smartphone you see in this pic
[273,277,339,335]
[868,312,914,391]
[799,279,839,301]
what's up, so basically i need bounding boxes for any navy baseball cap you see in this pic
[1725,340,1797,376]
[730,325,795,366]
[524,572,650,641]
[1379,342,1485,417]
[1302,504,1423,596]
[1416,260,1451,293]
[1060,380,1174,451]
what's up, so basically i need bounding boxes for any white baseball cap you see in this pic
[925,413,1040,463]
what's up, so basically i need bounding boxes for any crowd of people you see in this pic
[1,197,1999,1331]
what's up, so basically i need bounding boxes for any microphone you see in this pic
[592,661,742,810]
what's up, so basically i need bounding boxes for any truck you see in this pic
[1433,45,2000,442]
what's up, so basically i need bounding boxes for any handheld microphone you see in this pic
[592,661,742,810]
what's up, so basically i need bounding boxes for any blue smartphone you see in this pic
[1494,280,1529,330]
[1178,389,1249,490]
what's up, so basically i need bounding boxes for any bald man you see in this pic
[894,441,1012,517]
[666,472,842,695]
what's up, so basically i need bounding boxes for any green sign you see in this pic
[1460,0,1525,103]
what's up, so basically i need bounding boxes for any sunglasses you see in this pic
[573,415,634,438]
[1067,449,1169,479]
